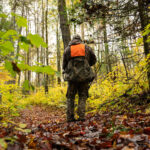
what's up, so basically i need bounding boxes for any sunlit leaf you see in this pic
[27,34,47,48]
[2,30,17,40]
[0,41,14,56]
[16,16,27,28]
[0,13,8,18]
[23,80,30,91]
[136,38,143,46]
[0,139,7,149]
[4,61,16,77]
[23,129,31,133]
[19,123,27,129]
[19,42,29,52]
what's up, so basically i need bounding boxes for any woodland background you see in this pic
[0,0,150,149]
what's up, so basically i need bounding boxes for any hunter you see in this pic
[63,35,97,122]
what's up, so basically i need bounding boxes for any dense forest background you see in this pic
[0,0,150,149]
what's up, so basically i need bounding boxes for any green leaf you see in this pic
[30,66,55,75]
[0,41,14,56]
[0,139,7,149]
[5,61,16,77]
[27,34,47,48]
[17,63,30,71]
[2,30,17,40]
[19,42,29,52]
[17,63,55,75]
[23,129,31,133]
[22,79,34,91]
[136,38,143,46]
[143,29,150,36]
[15,127,31,133]
[43,66,55,75]
[23,80,30,91]
[0,31,5,37]
[16,16,27,28]
[19,123,27,129]
[0,13,8,18]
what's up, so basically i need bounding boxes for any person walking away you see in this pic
[63,35,97,122]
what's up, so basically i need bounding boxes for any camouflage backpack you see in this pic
[64,57,95,82]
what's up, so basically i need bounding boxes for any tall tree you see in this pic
[58,0,71,49]
[103,16,112,73]
[45,0,49,93]
[137,0,150,89]
[56,18,61,85]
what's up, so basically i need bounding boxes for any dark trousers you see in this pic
[66,81,89,121]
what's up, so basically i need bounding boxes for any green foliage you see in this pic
[0,13,11,31]
[17,63,55,75]
[19,42,29,52]
[16,16,27,28]
[0,13,8,18]
[22,80,31,91]
[0,139,7,149]
[0,41,14,56]
[22,80,35,92]
[11,13,27,28]
[2,30,17,40]
[136,23,150,46]
[27,34,47,48]
[5,61,16,77]
[0,13,54,78]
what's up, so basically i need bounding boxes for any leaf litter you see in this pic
[0,106,150,150]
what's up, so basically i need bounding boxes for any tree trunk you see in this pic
[35,0,40,87]
[45,0,49,93]
[138,0,150,89]
[120,50,129,80]
[16,1,25,86]
[58,0,71,49]
[103,16,111,74]
[56,18,61,85]
[81,23,84,41]
[39,0,45,86]
[26,8,31,83]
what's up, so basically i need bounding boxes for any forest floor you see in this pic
[1,102,150,150]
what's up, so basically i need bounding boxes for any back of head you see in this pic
[72,35,82,42]
[69,34,83,46]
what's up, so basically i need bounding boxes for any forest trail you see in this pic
[2,105,148,150]
[14,106,66,128]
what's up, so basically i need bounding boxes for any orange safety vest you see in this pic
[71,44,85,57]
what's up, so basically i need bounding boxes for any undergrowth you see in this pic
[0,54,150,121]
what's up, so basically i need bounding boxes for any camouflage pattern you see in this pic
[66,81,89,121]
[64,57,95,82]
[67,98,75,121]
[63,39,97,71]
[63,36,97,122]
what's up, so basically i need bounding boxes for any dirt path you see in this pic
[14,106,66,128]
[1,106,150,150]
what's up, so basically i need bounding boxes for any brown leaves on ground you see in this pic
[0,106,150,150]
